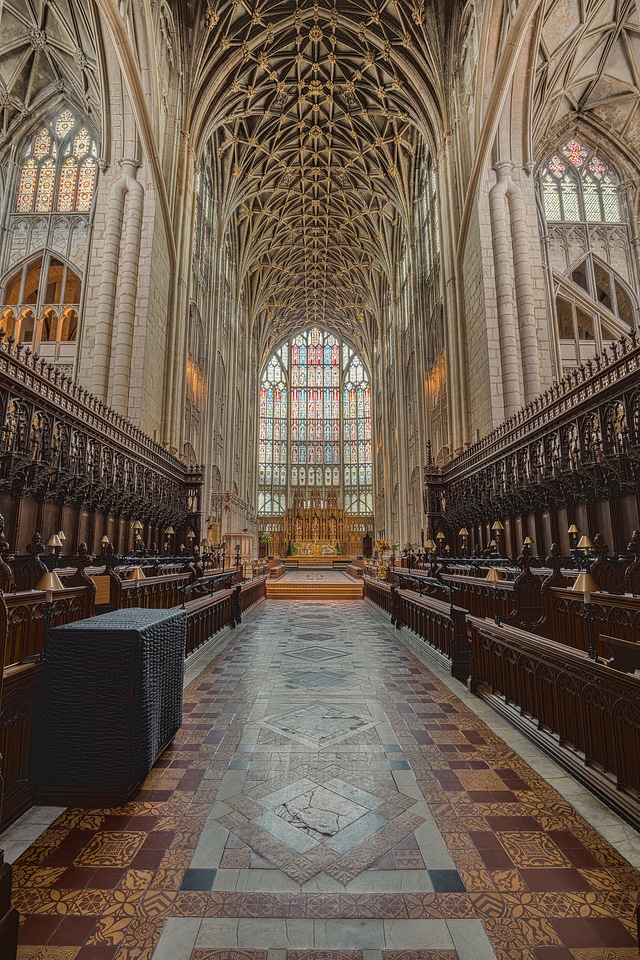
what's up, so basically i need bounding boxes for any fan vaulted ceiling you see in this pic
[186,0,449,351]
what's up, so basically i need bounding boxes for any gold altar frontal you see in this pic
[290,540,341,556]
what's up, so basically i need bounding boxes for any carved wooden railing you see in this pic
[425,333,640,547]
[1,571,266,831]
[239,576,267,616]
[467,615,640,830]
[364,576,469,680]
[1,584,94,828]
[0,332,203,538]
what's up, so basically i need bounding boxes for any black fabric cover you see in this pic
[35,607,186,792]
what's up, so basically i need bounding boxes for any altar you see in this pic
[291,540,341,556]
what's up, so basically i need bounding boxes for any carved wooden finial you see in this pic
[517,542,532,574]
[542,542,570,591]
[625,530,640,595]
[26,532,45,561]
[71,542,93,573]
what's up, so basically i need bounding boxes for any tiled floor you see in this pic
[8,598,640,959]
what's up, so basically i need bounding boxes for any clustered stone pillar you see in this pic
[489,160,542,417]
[93,157,144,416]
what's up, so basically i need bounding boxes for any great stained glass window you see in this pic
[16,111,99,215]
[541,138,621,223]
[258,328,372,515]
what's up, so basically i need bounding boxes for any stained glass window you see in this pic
[35,159,56,212]
[57,159,77,212]
[258,329,373,516]
[541,139,622,223]
[15,111,99,215]
[55,110,76,139]
[76,159,97,212]
[17,159,38,213]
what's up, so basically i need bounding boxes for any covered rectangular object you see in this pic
[34,607,186,797]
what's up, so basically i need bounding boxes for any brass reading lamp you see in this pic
[572,571,599,659]
[577,534,594,571]
[45,533,63,569]
[459,526,469,558]
[129,565,146,607]
[36,570,65,633]
[486,567,501,624]
[568,523,580,562]
[164,525,175,555]
[491,520,504,556]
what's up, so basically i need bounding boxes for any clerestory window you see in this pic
[541,139,622,224]
[16,110,98,215]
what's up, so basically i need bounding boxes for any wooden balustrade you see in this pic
[184,590,234,658]
[363,574,394,619]
[467,615,640,829]
[117,572,195,610]
[0,570,267,830]
[364,576,469,681]
[1,584,94,828]
[239,576,267,616]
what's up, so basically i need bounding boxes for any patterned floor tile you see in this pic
[10,599,640,960]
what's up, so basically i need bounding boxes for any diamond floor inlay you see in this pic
[283,645,350,662]
[261,700,379,747]
[7,596,640,960]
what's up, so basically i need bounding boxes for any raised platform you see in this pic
[284,556,350,569]
[266,570,363,600]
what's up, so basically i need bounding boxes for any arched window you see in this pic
[1,254,81,355]
[556,255,637,365]
[538,135,638,372]
[258,327,372,516]
[540,139,622,223]
[16,110,98,215]
[2,109,98,373]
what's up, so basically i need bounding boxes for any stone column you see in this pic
[490,161,523,416]
[108,159,144,415]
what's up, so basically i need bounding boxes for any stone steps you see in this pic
[266,581,363,600]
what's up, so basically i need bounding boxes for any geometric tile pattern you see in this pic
[260,700,378,747]
[10,599,640,959]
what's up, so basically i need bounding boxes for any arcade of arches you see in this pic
[2,0,640,958]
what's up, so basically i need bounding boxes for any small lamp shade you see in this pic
[492,521,504,531]
[436,532,445,540]
[187,531,195,540]
[36,571,65,593]
[36,570,65,602]
[486,567,501,583]
[572,571,599,603]
[568,524,580,535]
[46,534,62,548]
[577,535,593,550]
[523,536,533,546]
[459,527,469,536]
[129,566,146,581]
[57,530,66,542]
[165,526,175,535]
[100,535,110,545]
[200,539,209,548]
[425,539,436,550]
[489,539,497,548]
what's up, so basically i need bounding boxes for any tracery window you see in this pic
[538,135,638,371]
[541,139,622,223]
[16,110,98,215]
[258,328,372,516]
[1,110,99,373]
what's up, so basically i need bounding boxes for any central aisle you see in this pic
[13,598,640,959]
